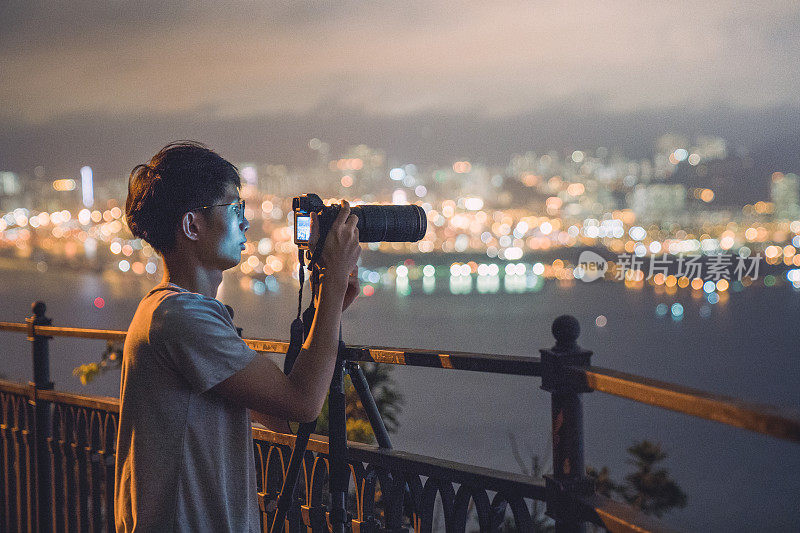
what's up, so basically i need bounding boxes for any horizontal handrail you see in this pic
[0,377,31,396]
[571,365,800,443]
[579,494,680,533]
[37,388,120,413]
[2,321,799,443]
[0,322,128,342]
[0,322,542,376]
[0,379,120,412]
[341,344,542,375]
[0,322,27,334]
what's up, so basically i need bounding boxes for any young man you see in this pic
[115,141,360,532]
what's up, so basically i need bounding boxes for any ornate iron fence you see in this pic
[0,382,118,533]
[1,301,798,532]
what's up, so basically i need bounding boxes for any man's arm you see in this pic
[211,201,360,422]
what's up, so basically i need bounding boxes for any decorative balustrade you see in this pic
[0,383,118,532]
[1,301,798,532]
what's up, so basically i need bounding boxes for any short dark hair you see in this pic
[125,141,240,254]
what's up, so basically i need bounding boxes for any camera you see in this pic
[292,193,427,250]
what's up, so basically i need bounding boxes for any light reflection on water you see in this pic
[392,272,547,296]
[448,274,471,294]
[422,274,435,294]
[388,271,545,297]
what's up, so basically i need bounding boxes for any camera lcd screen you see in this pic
[295,215,311,243]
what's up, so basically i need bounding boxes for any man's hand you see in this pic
[308,201,361,310]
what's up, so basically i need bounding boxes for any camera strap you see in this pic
[285,220,331,375]
[285,252,307,375]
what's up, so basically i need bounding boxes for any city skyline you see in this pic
[3,134,798,298]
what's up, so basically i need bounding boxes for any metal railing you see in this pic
[1,302,798,532]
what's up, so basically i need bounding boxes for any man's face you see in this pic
[199,182,249,270]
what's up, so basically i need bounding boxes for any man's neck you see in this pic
[160,257,223,299]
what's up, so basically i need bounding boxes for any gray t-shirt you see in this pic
[115,282,260,532]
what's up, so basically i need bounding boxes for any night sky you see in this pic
[2,1,800,184]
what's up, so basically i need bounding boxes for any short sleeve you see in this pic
[152,293,258,393]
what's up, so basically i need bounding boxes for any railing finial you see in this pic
[551,314,580,351]
[32,300,47,317]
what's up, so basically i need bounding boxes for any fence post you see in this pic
[540,315,594,533]
[27,301,54,533]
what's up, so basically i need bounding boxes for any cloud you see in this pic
[2,1,799,123]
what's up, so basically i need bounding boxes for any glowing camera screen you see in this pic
[295,215,311,243]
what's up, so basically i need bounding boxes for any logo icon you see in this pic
[577,251,608,282]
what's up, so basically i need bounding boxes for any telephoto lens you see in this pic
[293,193,427,247]
[348,204,427,242]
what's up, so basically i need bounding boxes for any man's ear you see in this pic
[181,211,202,242]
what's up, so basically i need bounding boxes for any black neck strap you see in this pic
[286,222,332,375]
[295,222,331,322]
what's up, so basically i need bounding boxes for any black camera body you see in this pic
[292,193,427,250]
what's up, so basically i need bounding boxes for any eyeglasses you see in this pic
[191,199,246,222]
